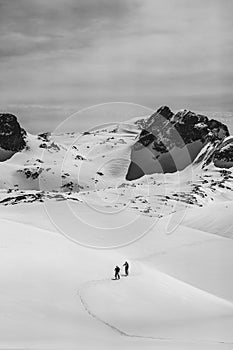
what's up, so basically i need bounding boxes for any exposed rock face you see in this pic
[126,106,230,180]
[0,113,26,153]
[210,137,233,169]
[136,106,229,150]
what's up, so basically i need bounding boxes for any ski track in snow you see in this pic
[77,278,233,346]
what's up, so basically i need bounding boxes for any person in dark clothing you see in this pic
[114,266,120,280]
[123,261,129,276]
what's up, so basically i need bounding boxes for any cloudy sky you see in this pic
[0,0,232,132]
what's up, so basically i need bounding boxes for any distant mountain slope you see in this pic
[0,108,233,214]
[0,117,136,191]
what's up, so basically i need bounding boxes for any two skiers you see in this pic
[114,261,129,280]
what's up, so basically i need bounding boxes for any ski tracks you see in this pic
[77,278,233,346]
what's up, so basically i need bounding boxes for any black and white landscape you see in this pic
[0,1,233,350]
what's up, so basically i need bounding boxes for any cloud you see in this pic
[0,0,139,58]
[0,0,233,132]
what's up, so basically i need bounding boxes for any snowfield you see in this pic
[0,200,233,349]
[0,111,233,349]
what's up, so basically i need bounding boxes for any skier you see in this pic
[114,266,120,280]
[123,261,129,276]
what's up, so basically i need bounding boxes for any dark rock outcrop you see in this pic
[126,106,230,180]
[214,145,233,164]
[210,137,233,168]
[0,113,26,152]
[136,106,229,150]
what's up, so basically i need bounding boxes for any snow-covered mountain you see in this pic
[0,106,233,211]
[1,107,233,349]
[127,106,230,179]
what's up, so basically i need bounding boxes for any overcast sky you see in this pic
[0,0,232,132]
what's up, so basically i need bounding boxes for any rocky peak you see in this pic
[136,106,229,150]
[136,106,173,131]
[147,105,174,125]
[126,106,230,180]
[0,113,26,152]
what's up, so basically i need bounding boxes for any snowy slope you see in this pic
[0,122,138,192]
[1,110,233,349]
[0,202,233,349]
